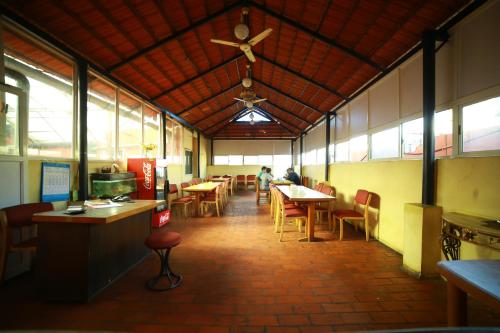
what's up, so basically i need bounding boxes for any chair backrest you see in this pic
[191,178,202,185]
[2,202,54,227]
[355,189,370,205]
[320,185,333,195]
[314,183,324,191]
[236,175,245,181]
[247,175,256,181]
[169,184,179,196]
[212,175,220,178]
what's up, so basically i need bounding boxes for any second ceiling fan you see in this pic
[210,7,272,62]
[234,64,267,108]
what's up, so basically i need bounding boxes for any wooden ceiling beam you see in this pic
[107,1,241,72]
[251,107,299,136]
[150,54,243,101]
[193,101,240,127]
[176,82,241,116]
[255,53,347,100]
[253,79,323,115]
[248,1,384,72]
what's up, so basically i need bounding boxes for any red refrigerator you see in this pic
[127,158,171,228]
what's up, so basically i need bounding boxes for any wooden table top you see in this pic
[183,182,220,192]
[272,179,293,185]
[437,260,500,310]
[277,185,335,202]
[32,200,163,224]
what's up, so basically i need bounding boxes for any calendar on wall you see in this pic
[41,162,70,202]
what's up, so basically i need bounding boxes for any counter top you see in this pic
[32,200,163,224]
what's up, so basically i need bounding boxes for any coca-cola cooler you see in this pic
[127,158,171,228]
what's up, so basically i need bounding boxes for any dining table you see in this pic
[276,185,336,242]
[272,179,293,185]
[182,182,220,217]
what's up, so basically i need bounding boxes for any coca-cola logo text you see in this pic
[143,162,152,190]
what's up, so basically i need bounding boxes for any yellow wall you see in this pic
[199,135,208,179]
[302,165,325,186]
[300,157,500,259]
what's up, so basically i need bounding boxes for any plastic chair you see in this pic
[0,202,53,282]
[332,189,372,241]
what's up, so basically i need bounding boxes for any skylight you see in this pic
[236,112,270,122]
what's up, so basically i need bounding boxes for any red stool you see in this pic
[144,231,182,291]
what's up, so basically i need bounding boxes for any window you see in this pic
[435,109,453,157]
[185,149,193,174]
[228,155,243,165]
[305,149,317,165]
[371,127,399,159]
[88,73,116,160]
[402,117,423,159]
[143,105,161,158]
[328,144,335,164]
[349,135,368,162]
[462,96,500,153]
[273,155,292,178]
[118,91,142,159]
[214,155,228,165]
[165,119,173,163]
[173,123,183,164]
[236,112,269,122]
[258,155,273,166]
[244,155,258,165]
[317,147,326,164]
[4,41,74,158]
[335,141,348,162]
[0,85,20,156]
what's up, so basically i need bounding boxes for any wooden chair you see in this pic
[256,177,270,205]
[275,191,307,242]
[191,178,202,185]
[0,202,53,282]
[236,175,246,191]
[181,182,195,200]
[169,184,193,221]
[315,185,336,230]
[246,175,257,191]
[200,184,221,217]
[332,189,372,241]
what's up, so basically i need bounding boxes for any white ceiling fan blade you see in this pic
[210,39,240,48]
[248,28,273,46]
[243,47,256,62]
[252,98,267,103]
[234,98,246,102]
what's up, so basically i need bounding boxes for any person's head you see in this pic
[261,166,267,171]
[266,168,271,173]
[286,168,293,174]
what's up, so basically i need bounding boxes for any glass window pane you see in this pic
[371,127,399,159]
[4,26,74,158]
[435,109,453,157]
[88,73,116,160]
[317,147,326,164]
[462,97,500,153]
[258,155,273,166]
[328,144,335,164]
[119,91,142,159]
[305,149,317,165]
[273,155,291,178]
[228,155,243,165]
[402,118,423,159]
[172,123,183,164]
[143,105,161,158]
[214,155,228,165]
[349,135,368,162]
[244,155,258,165]
[335,142,348,162]
[0,90,20,156]
[165,119,173,163]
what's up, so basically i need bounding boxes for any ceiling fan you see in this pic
[210,7,272,63]
[234,64,266,108]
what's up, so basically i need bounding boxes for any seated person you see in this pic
[284,168,301,185]
[260,167,273,190]
[257,166,266,179]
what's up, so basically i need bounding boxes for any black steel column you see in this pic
[422,30,436,205]
[77,59,88,200]
[161,112,167,158]
[197,131,201,177]
[210,138,214,165]
[325,112,331,181]
[290,139,294,167]
[299,135,303,173]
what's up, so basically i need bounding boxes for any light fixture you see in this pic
[234,7,250,40]
[242,77,252,88]
[249,112,255,125]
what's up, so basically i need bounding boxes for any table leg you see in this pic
[300,203,321,242]
[194,192,201,217]
[447,282,467,326]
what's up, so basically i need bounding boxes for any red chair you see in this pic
[0,202,53,282]
[144,231,182,291]
[332,189,372,241]
[169,184,193,220]
[236,175,246,191]
[316,185,336,229]
[246,175,257,191]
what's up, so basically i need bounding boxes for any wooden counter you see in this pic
[34,200,163,302]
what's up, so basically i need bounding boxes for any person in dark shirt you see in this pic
[285,168,301,185]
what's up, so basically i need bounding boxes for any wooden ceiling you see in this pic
[1,0,472,139]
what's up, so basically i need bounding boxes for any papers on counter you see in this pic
[84,200,123,209]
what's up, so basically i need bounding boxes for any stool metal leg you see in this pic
[146,248,183,291]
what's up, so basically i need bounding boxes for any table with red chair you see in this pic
[276,185,336,242]
[182,182,220,217]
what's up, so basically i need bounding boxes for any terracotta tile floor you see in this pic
[1,191,499,332]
